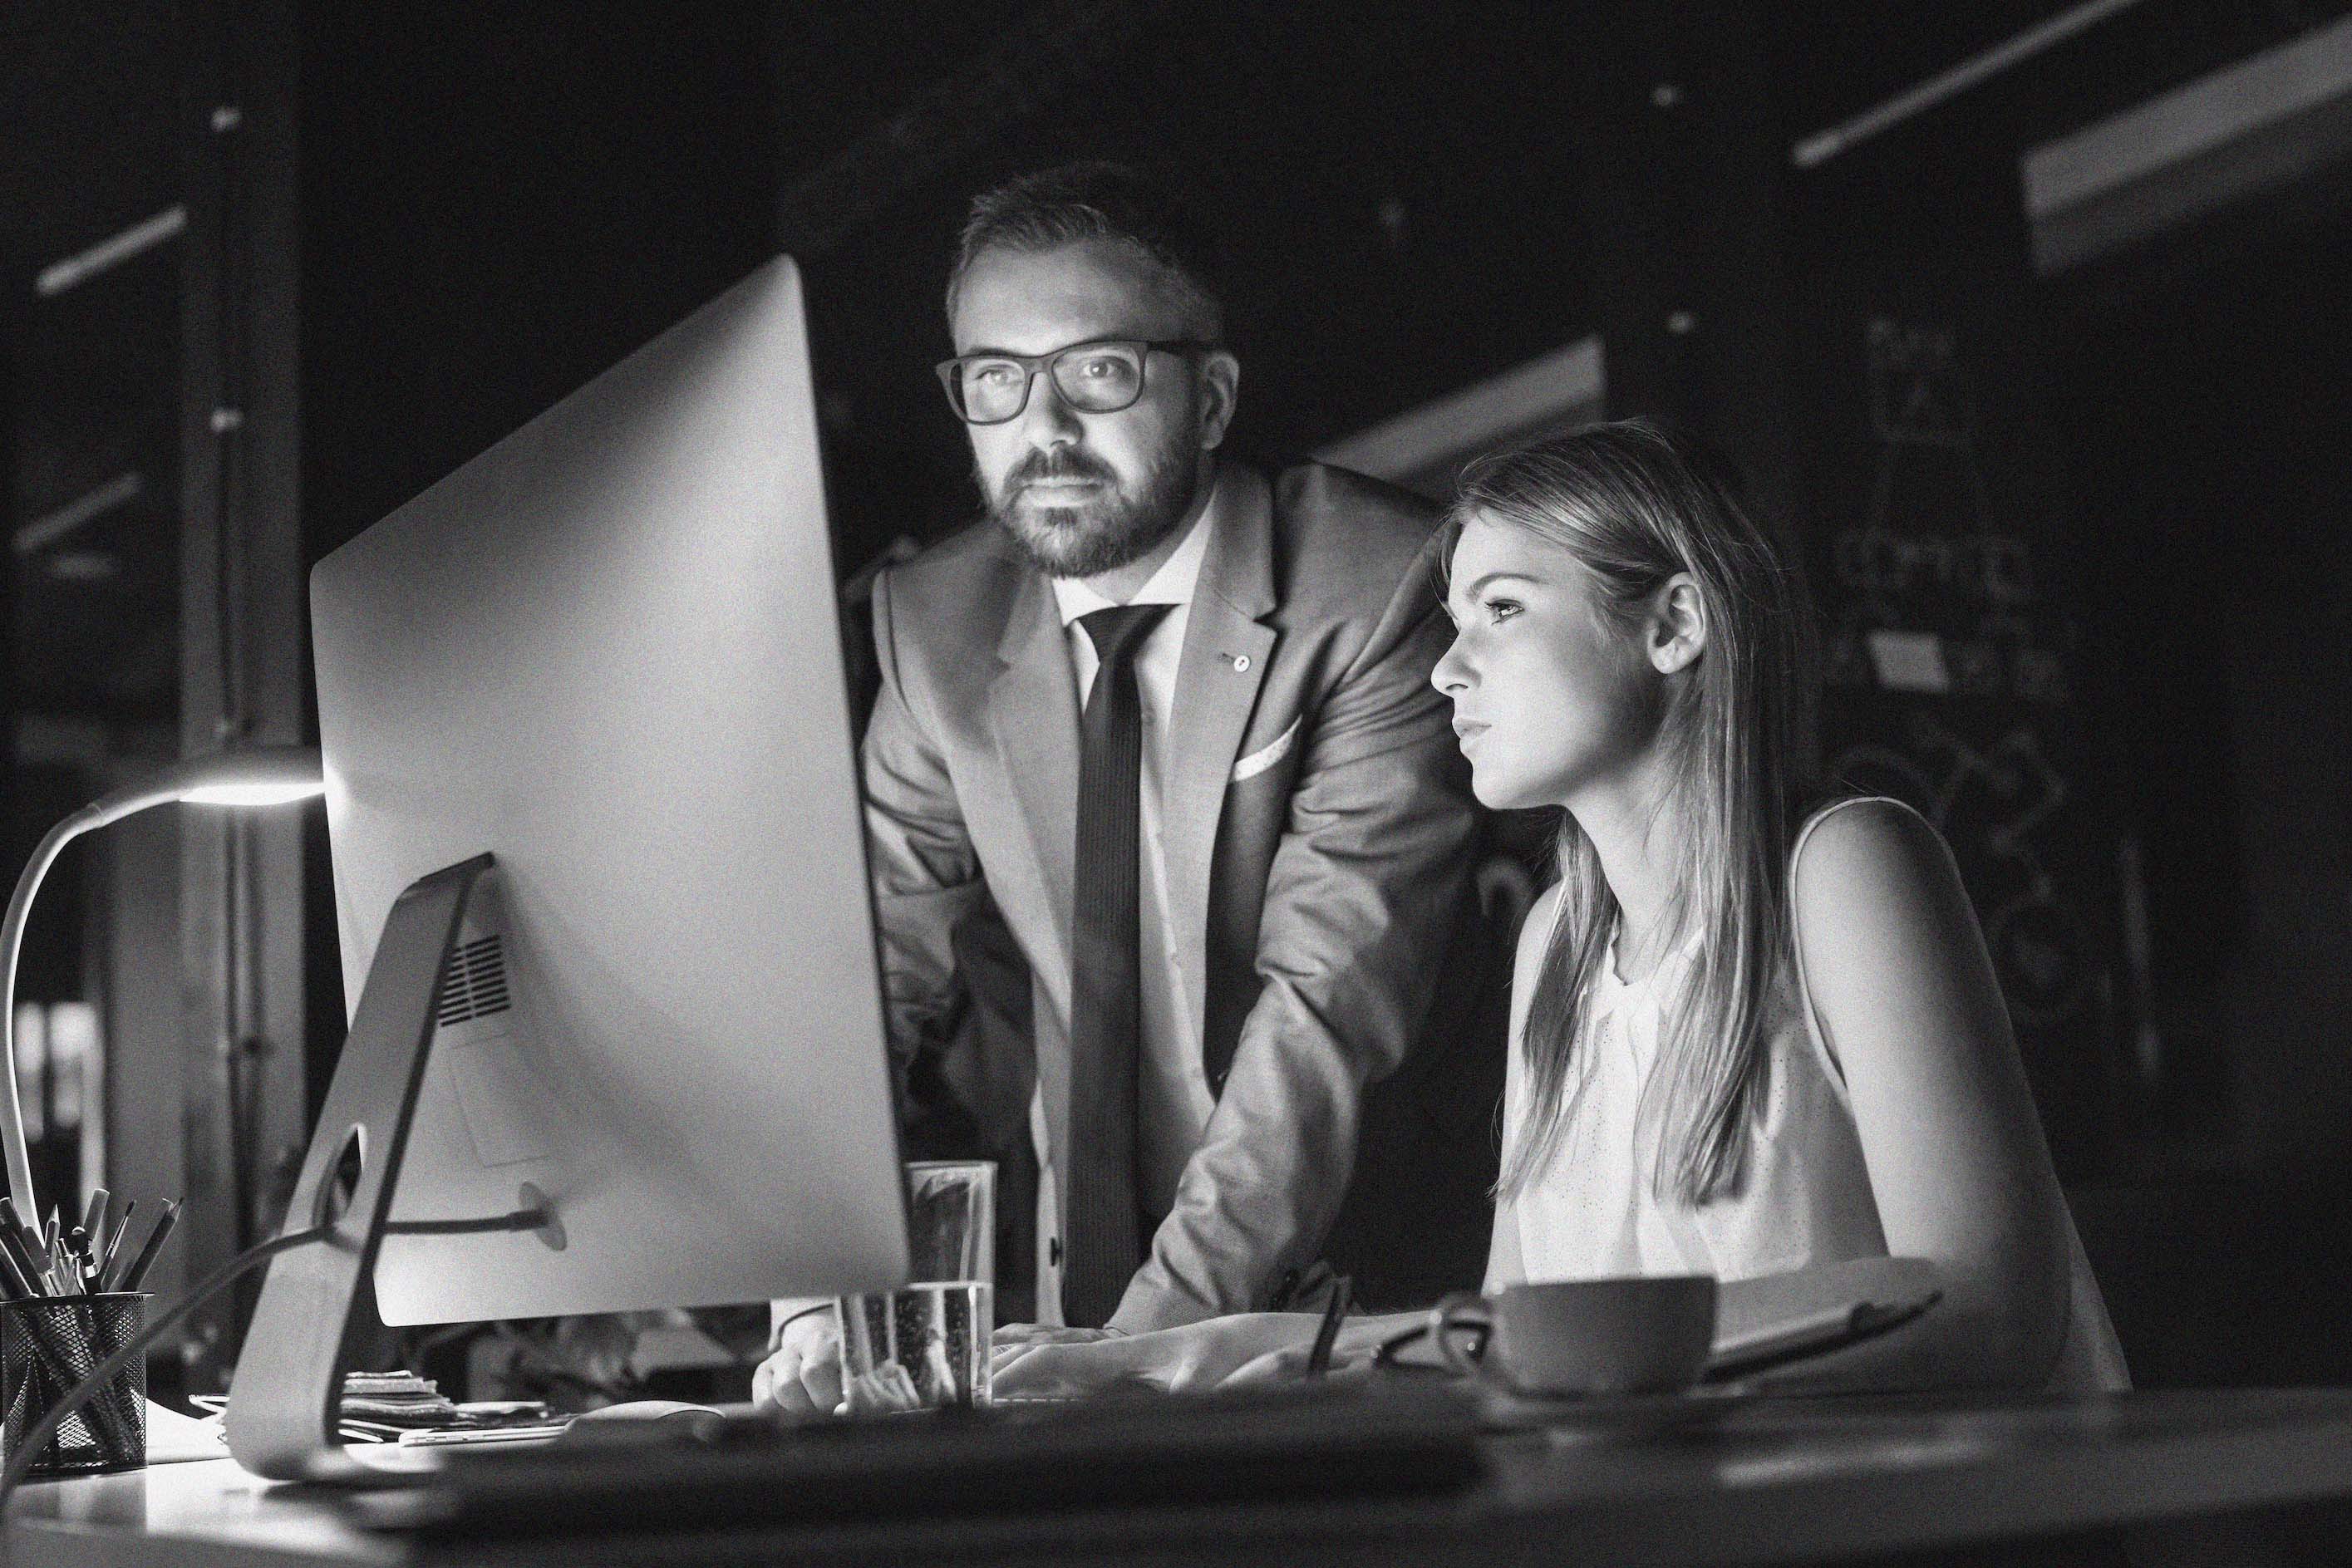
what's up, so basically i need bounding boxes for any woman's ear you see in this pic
[1647,573,1707,675]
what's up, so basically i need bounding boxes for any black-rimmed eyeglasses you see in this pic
[935,338,1217,425]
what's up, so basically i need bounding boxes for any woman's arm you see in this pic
[1484,1198,1526,1294]
[1783,799,2070,1391]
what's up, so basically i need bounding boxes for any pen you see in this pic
[114,1200,181,1292]
[1306,1273,1353,1376]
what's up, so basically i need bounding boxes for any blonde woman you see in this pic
[994,422,2125,1398]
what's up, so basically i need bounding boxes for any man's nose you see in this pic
[1017,371,1082,445]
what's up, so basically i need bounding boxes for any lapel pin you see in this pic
[1228,654,1251,673]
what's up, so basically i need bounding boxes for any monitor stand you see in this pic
[225,853,549,1482]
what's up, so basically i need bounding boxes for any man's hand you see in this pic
[991,1323,1124,1351]
[750,1309,844,1418]
[986,1324,1123,1388]
[991,1315,1320,1401]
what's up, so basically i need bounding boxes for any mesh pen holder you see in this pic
[2,1294,148,1476]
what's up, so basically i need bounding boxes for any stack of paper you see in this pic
[337,1371,460,1434]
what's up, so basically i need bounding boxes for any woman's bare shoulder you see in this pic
[1791,797,1955,923]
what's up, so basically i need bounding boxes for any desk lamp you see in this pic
[1,745,326,1225]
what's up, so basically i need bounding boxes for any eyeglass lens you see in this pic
[956,344,1146,423]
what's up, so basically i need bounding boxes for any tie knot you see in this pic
[1078,603,1171,668]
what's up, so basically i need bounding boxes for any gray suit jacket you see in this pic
[860,459,1479,1331]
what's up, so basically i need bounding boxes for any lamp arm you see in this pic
[0,783,186,1223]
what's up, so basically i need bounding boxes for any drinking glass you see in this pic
[837,1160,993,1413]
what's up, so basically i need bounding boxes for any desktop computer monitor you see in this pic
[290,257,907,1345]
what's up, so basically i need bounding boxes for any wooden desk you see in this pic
[10,1389,2352,1566]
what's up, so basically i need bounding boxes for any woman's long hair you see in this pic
[1451,421,1813,1209]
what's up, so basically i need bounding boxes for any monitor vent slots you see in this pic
[435,934,513,1027]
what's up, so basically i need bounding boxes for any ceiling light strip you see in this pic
[2022,12,2352,219]
[1792,0,2150,170]
[35,206,189,298]
[1316,338,1605,484]
[14,473,145,556]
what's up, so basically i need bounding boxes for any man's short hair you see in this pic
[947,161,1226,342]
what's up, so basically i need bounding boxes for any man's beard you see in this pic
[984,438,1203,579]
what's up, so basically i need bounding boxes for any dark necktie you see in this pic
[1064,602,1171,1327]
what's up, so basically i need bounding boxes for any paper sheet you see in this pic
[143,1398,227,1464]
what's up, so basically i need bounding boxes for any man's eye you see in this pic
[969,361,1021,386]
[1071,355,1124,380]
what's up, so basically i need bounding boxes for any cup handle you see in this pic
[1429,1291,1494,1380]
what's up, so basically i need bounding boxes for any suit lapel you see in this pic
[988,566,1080,989]
[1165,466,1277,1037]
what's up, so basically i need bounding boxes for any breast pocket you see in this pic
[1229,716,1299,784]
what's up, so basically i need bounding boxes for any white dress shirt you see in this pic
[1029,482,1223,1324]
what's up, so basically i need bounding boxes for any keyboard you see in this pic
[340,1379,1484,1539]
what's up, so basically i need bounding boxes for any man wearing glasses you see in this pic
[757,163,1480,1413]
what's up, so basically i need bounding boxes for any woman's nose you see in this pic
[1430,632,1472,696]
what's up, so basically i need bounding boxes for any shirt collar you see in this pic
[1048,465,1223,628]
[1599,921,1706,1001]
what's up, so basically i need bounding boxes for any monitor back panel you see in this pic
[311,258,908,1323]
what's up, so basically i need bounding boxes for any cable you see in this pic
[0,1224,328,1507]
[381,1206,547,1237]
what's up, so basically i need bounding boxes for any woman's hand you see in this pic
[1218,1314,1420,1387]
[991,1314,1323,1400]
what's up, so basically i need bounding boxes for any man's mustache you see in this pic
[1006,450,1116,489]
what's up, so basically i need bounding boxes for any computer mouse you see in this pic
[554,1400,727,1446]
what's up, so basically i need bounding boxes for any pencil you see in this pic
[0,1200,40,1290]
[114,1200,181,1292]
[0,1231,36,1299]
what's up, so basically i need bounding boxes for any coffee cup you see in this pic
[1429,1275,1718,1397]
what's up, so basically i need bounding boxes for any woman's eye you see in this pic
[1484,598,1523,624]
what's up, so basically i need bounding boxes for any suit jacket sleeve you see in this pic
[1111,545,1476,1330]
[860,563,987,1107]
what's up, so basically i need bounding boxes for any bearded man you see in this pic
[757,163,1482,1413]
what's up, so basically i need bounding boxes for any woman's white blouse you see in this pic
[1497,798,2129,1392]
[1501,931,1888,1285]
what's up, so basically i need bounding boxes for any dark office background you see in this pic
[7,1,2352,1392]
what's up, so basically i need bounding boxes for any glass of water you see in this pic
[837,1160,994,1413]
